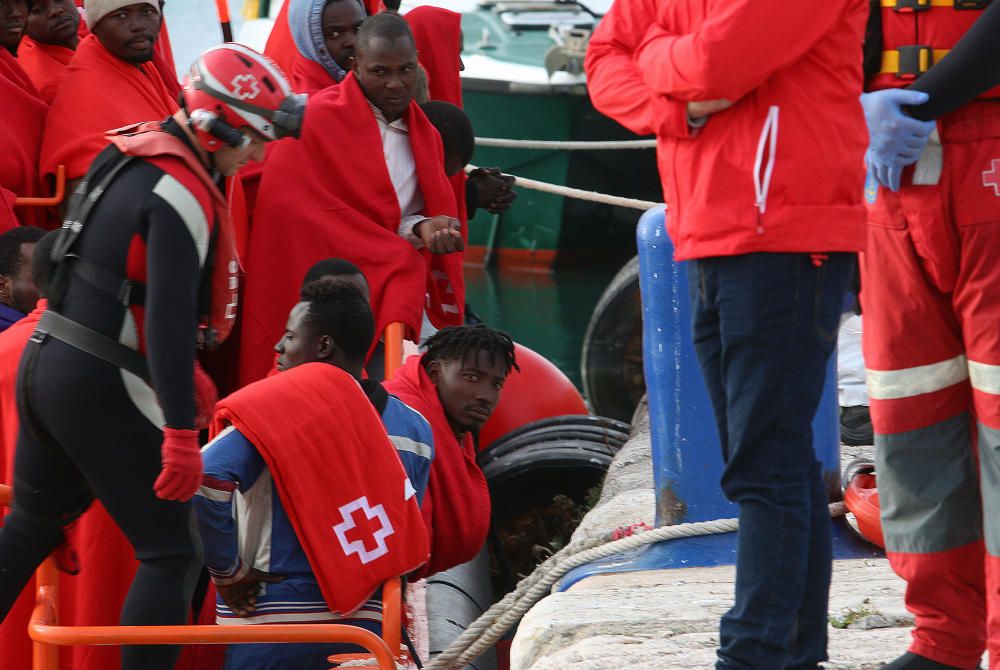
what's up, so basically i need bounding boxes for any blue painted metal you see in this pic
[557,206,879,592]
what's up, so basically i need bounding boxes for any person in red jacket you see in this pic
[586,1,868,668]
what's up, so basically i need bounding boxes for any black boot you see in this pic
[880,651,976,670]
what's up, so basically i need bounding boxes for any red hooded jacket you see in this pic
[585,0,869,261]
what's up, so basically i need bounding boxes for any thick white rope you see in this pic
[465,164,660,211]
[475,137,657,151]
[424,501,847,670]
[423,517,737,670]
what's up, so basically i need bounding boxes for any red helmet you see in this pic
[181,43,306,152]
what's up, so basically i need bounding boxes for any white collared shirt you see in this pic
[370,102,426,249]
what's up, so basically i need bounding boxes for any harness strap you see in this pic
[879,47,951,77]
[34,311,149,383]
[881,0,992,8]
[66,254,146,307]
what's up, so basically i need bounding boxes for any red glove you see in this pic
[153,427,203,502]
[193,361,219,430]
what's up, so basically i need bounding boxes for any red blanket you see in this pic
[239,74,463,387]
[18,37,75,104]
[0,49,47,230]
[212,362,428,614]
[0,300,139,670]
[40,34,179,182]
[405,6,462,107]
[384,356,491,577]
[290,51,338,95]
[405,6,468,228]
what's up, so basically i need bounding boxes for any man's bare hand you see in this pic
[216,568,285,617]
[469,167,516,214]
[687,99,733,120]
[415,216,464,254]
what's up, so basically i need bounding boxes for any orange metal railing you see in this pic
[14,165,66,208]
[384,322,404,379]
[0,485,400,670]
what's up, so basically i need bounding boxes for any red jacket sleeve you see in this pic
[584,0,692,139]
[635,0,853,101]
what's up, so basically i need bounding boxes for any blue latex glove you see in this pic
[860,89,936,192]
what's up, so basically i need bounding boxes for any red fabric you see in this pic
[17,36,75,104]
[0,300,139,670]
[859,105,1000,667]
[404,6,468,227]
[211,362,429,613]
[384,356,490,577]
[405,6,462,107]
[290,51,339,95]
[40,34,179,183]
[263,0,296,77]
[240,74,462,387]
[585,0,868,261]
[0,302,43,670]
[0,49,47,230]
[265,0,385,77]
[887,542,987,668]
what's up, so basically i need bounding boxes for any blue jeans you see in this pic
[688,252,852,670]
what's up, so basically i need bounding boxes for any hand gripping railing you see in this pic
[14,165,66,208]
[0,485,399,670]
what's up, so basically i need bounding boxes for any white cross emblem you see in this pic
[982,159,1000,197]
[332,496,394,564]
[230,74,261,101]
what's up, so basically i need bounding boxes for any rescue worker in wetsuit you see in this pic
[856,2,1000,669]
[0,43,304,670]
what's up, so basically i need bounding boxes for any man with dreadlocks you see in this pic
[384,324,517,576]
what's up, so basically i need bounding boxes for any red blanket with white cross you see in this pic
[210,362,428,614]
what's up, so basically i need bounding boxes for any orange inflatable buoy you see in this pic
[843,470,885,549]
[478,343,588,451]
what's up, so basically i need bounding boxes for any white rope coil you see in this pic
[475,137,657,151]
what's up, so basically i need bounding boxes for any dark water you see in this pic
[464,263,625,392]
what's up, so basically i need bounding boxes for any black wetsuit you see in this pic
[906,0,1000,120]
[0,119,212,670]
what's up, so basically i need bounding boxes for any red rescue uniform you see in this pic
[860,2,1000,667]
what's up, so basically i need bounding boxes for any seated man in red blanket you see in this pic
[18,0,82,102]
[195,285,429,669]
[242,12,465,387]
[40,0,178,190]
[385,324,517,577]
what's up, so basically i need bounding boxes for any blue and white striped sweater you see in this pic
[194,394,433,625]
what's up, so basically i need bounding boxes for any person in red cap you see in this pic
[0,43,305,670]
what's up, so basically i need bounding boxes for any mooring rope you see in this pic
[475,137,657,151]
[465,164,660,211]
[423,500,847,670]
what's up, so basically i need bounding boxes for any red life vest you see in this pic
[106,121,240,348]
[869,0,1000,98]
